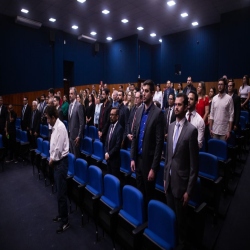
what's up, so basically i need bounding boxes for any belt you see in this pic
[53,155,68,165]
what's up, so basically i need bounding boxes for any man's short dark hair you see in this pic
[46,105,59,119]
[135,87,139,92]
[24,96,28,100]
[119,85,123,89]
[41,94,46,98]
[169,93,175,101]
[176,93,188,106]
[218,78,227,85]
[54,95,60,102]
[111,107,119,115]
[189,90,198,102]
[102,88,109,96]
[143,79,155,92]
[187,76,192,81]
[48,88,55,95]
[131,83,135,86]
[118,90,124,97]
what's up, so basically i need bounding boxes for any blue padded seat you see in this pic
[81,137,93,156]
[35,138,43,154]
[85,165,103,195]
[91,141,104,161]
[120,149,131,174]
[67,153,75,176]
[155,161,164,192]
[208,139,227,162]
[73,158,88,185]
[41,141,50,158]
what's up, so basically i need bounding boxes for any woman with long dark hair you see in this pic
[86,94,95,127]
[175,82,183,98]
[239,75,250,111]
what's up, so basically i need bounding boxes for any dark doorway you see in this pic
[63,60,74,99]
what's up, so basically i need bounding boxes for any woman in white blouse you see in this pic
[94,96,103,127]
[153,84,163,108]
[239,75,250,111]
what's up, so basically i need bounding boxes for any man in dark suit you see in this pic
[105,107,124,179]
[54,96,64,122]
[98,88,112,148]
[228,81,241,131]
[29,101,41,149]
[164,93,199,249]
[131,80,164,210]
[68,87,84,159]
[163,80,175,109]
[164,93,176,139]
[21,96,31,133]
[0,96,7,150]
[183,76,197,95]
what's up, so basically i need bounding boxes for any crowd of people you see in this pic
[0,74,249,243]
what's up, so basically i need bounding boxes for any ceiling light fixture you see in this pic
[181,13,188,17]
[121,19,129,23]
[77,0,86,3]
[167,1,176,7]
[102,10,110,14]
[106,37,112,40]
[137,26,144,30]
[150,33,156,37]
[90,31,97,35]
[49,18,56,22]
[192,22,198,26]
[21,9,29,13]
[72,25,78,29]
[159,39,162,43]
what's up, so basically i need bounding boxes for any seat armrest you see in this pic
[194,202,207,213]
[125,172,132,177]
[21,142,30,146]
[92,194,102,200]
[78,183,87,189]
[132,222,148,235]
[109,206,122,215]
[66,175,73,180]
[215,176,223,184]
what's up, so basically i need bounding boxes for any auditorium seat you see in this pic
[81,137,93,161]
[63,120,68,130]
[89,141,104,169]
[40,141,50,186]
[89,126,97,140]
[98,174,122,248]
[240,116,249,146]
[141,200,176,250]
[116,185,145,249]
[130,172,137,188]
[67,153,76,205]
[227,131,238,174]
[0,135,5,172]
[16,128,21,143]
[120,149,132,186]
[84,125,88,137]
[30,137,43,175]
[19,131,30,164]
[15,118,21,129]
[155,161,165,203]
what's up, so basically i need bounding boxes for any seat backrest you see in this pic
[40,124,43,135]
[208,139,227,161]
[63,120,68,129]
[155,161,164,189]
[68,153,76,176]
[37,138,43,152]
[93,141,104,159]
[200,137,206,152]
[0,134,3,148]
[17,129,21,140]
[241,111,249,123]
[189,177,202,208]
[43,125,49,137]
[148,200,176,250]
[240,116,246,129]
[120,149,131,171]
[21,131,28,142]
[75,159,88,184]
[123,185,145,225]
[82,137,93,154]
[42,141,50,157]
[84,125,88,137]
[89,126,96,139]
[199,152,218,180]
[227,131,236,147]
[104,174,121,208]
[88,165,103,195]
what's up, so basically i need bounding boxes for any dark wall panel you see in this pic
[151,44,161,84]
[138,40,152,80]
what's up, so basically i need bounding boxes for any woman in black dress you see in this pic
[86,94,95,127]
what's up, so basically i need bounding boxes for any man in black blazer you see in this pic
[164,93,199,249]
[21,96,31,133]
[0,96,8,149]
[228,81,241,131]
[98,89,112,148]
[183,76,197,95]
[164,93,176,139]
[30,101,41,149]
[131,80,164,210]
[54,96,64,122]
[163,80,175,109]
[105,107,124,179]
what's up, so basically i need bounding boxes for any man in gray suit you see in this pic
[68,87,84,159]
[164,93,199,250]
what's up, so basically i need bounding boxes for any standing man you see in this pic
[228,81,241,132]
[210,78,234,141]
[186,91,205,149]
[98,89,112,148]
[131,80,164,209]
[112,90,119,107]
[183,76,196,95]
[163,80,175,109]
[105,107,124,179]
[48,88,55,98]
[164,93,199,249]
[21,96,31,133]
[47,106,69,234]
[0,96,7,149]
[68,87,84,159]
[29,101,41,149]
[54,96,64,121]
[39,94,47,113]
[164,93,176,140]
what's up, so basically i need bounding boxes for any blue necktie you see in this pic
[173,123,180,153]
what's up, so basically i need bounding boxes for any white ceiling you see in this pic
[1,0,250,44]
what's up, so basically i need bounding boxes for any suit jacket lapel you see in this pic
[173,120,188,157]
[168,121,175,157]
[143,104,155,138]
[136,106,143,138]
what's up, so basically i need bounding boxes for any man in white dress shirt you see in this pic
[186,91,205,149]
[47,106,70,234]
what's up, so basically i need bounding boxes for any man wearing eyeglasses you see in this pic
[210,78,234,141]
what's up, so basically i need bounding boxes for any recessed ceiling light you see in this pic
[137,26,144,31]
[167,1,176,7]
[21,9,29,14]
[77,0,86,3]
[192,22,198,26]
[102,10,110,14]
[90,31,97,35]
[106,37,112,40]
[181,13,188,17]
[121,19,129,23]
[72,25,78,29]
[49,18,56,22]
[150,33,156,37]
[159,39,162,43]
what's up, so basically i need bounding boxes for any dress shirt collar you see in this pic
[52,118,60,131]
[218,92,226,98]
[143,102,153,115]
[71,99,76,105]
[24,103,28,107]
[175,117,186,127]
[111,121,118,130]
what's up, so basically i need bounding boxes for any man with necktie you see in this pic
[105,107,123,179]
[163,80,175,109]
[164,93,199,250]
[164,93,176,140]
[21,96,31,133]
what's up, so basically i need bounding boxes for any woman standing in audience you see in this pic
[239,75,250,111]
[61,95,69,121]
[123,92,128,106]
[86,94,95,127]
[77,93,86,125]
[126,91,135,111]
[175,82,183,98]
[83,90,89,107]
[94,96,102,128]
[208,87,216,121]
[171,82,176,96]
[153,84,163,108]
[36,97,40,110]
